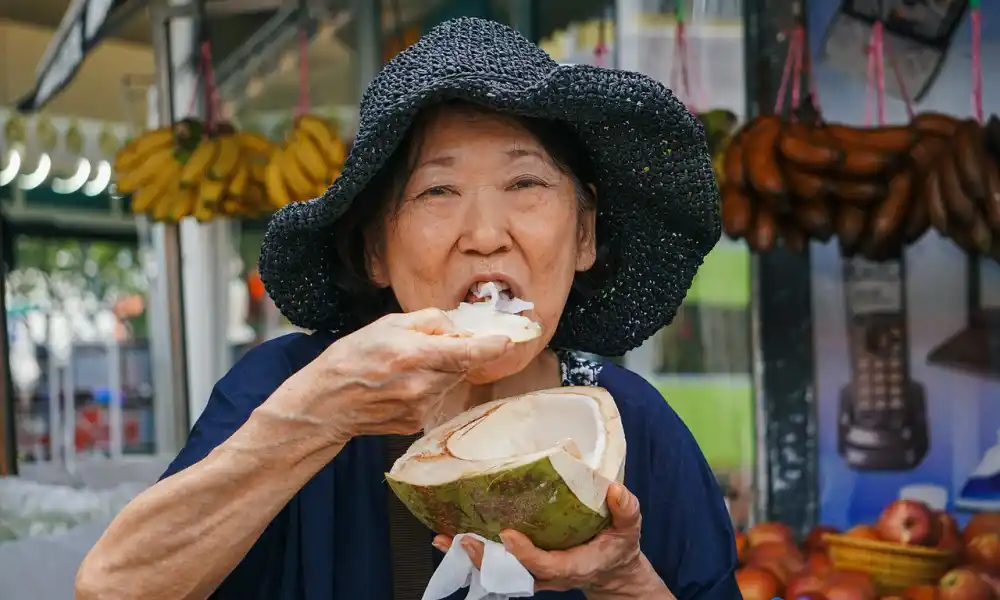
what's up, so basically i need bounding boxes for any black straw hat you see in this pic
[259,17,721,357]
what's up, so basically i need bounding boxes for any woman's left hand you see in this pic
[432,482,672,598]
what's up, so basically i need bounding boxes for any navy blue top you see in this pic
[161,332,739,600]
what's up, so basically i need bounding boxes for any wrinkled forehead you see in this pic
[407,101,552,164]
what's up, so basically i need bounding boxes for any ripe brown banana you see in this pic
[720,186,754,239]
[777,123,841,172]
[743,116,786,201]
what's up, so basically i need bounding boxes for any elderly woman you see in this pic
[76,17,737,600]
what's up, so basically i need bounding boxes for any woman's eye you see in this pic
[420,186,452,197]
[509,178,544,190]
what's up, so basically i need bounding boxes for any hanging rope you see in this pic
[670,0,694,110]
[971,0,983,122]
[200,41,221,131]
[883,44,914,119]
[864,20,887,127]
[593,16,609,67]
[774,24,806,116]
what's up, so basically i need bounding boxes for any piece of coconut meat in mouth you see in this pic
[465,280,533,314]
[445,280,542,343]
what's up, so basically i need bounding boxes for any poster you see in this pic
[809,1,1000,528]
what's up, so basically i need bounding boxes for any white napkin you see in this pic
[421,533,536,600]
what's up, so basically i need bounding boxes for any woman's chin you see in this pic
[465,345,536,385]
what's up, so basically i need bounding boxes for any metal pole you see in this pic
[354,0,382,92]
[171,0,232,422]
[745,0,818,535]
[0,250,14,475]
[507,0,537,41]
[146,0,190,454]
[615,0,641,73]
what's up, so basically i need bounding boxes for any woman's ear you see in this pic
[576,185,598,272]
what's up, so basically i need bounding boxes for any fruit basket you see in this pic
[824,533,956,593]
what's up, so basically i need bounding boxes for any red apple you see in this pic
[939,568,995,600]
[753,557,795,585]
[823,571,878,600]
[786,571,828,599]
[736,567,783,600]
[735,530,750,564]
[748,541,805,566]
[807,552,834,575]
[965,514,1000,546]
[967,567,1000,598]
[937,512,964,557]
[902,585,939,600]
[805,525,841,554]
[749,521,796,547]
[876,500,940,546]
[794,594,829,600]
[967,534,1000,574]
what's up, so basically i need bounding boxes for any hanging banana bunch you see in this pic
[264,114,347,209]
[174,122,279,222]
[263,26,349,210]
[115,30,284,224]
[115,118,202,220]
[116,119,281,223]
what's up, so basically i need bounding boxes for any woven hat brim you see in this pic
[260,64,721,357]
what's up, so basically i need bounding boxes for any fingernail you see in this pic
[461,539,477,555]
[432,541,447,552]
[499,532,514,551]
[615,485,630,508]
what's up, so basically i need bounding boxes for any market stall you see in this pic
[730,0,1000,598]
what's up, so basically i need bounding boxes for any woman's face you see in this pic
[368,107,597,383]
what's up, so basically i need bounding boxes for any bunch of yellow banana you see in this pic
[264,114,347,209]
[174,123,279,222]
[118,118,282,222]
[114,119,203,215]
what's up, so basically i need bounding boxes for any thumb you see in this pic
[607,483,641,531]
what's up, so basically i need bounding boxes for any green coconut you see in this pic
[386,386,627,551]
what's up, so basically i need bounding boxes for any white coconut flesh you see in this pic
[386,387,626,550]
[444,281,542,343]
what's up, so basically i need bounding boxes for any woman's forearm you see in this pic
[75,381,346,600]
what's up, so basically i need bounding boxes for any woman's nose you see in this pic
[456,190,513,256]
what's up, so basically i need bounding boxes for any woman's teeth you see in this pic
[466,281,511,303]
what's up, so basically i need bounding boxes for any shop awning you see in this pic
[16,0,149,113]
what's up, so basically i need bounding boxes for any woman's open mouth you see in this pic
[464,281,511,304]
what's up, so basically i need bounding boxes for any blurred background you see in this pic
[0,0,998,597]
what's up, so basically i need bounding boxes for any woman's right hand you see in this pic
[271,308,513,442]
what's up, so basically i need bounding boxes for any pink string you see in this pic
[774,25,806,116]
[593,19,609,67]
[200,42,222,130]
[863,22,886,127]
[885,44,915,119]
[671,21,694,110]
[972,8,984,122]
[790,27,804,115]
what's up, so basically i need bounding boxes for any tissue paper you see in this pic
[422,533,535,600]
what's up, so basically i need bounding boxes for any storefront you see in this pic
[727,0,1000,598]
[5,0,999,597]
